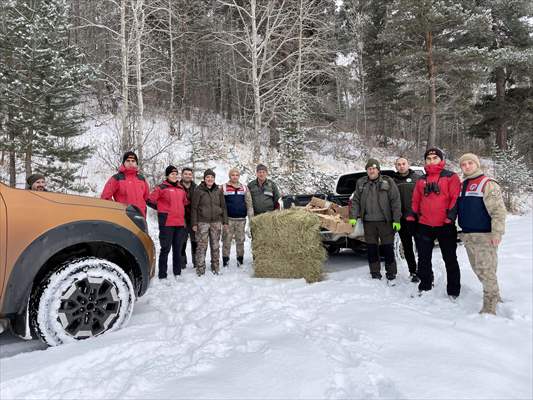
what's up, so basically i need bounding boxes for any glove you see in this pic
[348,219,357,226]
[392,222,401,232]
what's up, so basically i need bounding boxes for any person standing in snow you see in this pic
[26,174,47,191]
[457,153,506,314]
[191,169,228,276]
[147,166,189,280]
[393,157,421,282]
[248,164,281,216]
[221,168,254,268]
[349,159,402,282]
[101,151,150,217]
[407,148,461,298]
[179,167,198,269]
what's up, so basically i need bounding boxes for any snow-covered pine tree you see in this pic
[492,141,533,211]
[0,0,92,190]
[278,100,309,193]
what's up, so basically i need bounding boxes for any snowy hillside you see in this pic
[1,214,531,399]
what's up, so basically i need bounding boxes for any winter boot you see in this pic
[222,256,229,268]
[371,272,382,280]
[410,273,420,283]
[196,266,205,277]
[386,272,396,281]
[480,295,497,315]
[237,256,244,267]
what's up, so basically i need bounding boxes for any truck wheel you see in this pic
[30,257,135,346]
[325,245,340,255]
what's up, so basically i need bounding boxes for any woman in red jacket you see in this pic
[147,165,189,280]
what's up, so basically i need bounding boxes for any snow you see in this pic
[1,214,531,399]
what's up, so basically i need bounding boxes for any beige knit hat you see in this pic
[458,153,481,168]
[228,167,240,177]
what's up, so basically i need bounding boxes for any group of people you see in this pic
[348,148,507,314]
[25,146,506,315]
[99,152,280,279]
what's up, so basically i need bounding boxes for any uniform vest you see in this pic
[223,183,248,218]
[458,175,492,233]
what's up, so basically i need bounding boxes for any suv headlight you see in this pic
[126,205,148,233]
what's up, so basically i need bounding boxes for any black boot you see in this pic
[410,273,420,283]
[371,272,382,280]
[222,256,229,267]
[237,256,243,266]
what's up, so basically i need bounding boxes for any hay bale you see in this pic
[250,209,326,283]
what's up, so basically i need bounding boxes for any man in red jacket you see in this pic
[147,165,189,280]
[407,148,461,298]
[101,151,150,217]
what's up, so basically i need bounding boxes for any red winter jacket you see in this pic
[408,161,461,227]
[101,165,150,217]
[147,181,189,227]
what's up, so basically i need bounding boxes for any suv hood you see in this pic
[29,191,126,212]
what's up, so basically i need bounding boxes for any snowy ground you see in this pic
[1,215,532,399]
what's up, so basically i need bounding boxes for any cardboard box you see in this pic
[316,214,354,234]
[307,197,349,221]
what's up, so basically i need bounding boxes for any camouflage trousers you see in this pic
[195,222,222,275]
[222,218,247,258]
[462,232,500,313]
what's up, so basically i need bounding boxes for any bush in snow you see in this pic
[492,142,533,212]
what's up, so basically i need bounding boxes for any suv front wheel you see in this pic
[30,257,135,346]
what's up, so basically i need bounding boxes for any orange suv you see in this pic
[0,182,155,345]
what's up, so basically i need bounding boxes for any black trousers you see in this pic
[398,218,418,273]
[417,223,460,296]
[159,226,186,278]
[180,225,197,266]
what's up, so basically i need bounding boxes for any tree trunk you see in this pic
[120,0,130,152]
[495,66,507,150]
[250,0,261,162]
[25,139,32,179]
[8,130,16,187]
[425,30,437,149]
[168,0,176,136]
[132,0,144,164]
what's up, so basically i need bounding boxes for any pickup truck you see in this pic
[281,168,425,258]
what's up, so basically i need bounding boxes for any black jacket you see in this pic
[392,169,419,218]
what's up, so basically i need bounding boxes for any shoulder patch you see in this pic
[137,174,146,181]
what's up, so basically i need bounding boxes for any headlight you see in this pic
[126,205,148,233]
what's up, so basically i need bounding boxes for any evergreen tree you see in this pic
[0,0,92,190]
[472,0,533,150]
[379,0,492,148]
[492,141,532,210]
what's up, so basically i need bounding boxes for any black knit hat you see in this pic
[365,158,380,170]
[424,147,444,160]
[122,151,138,164]
[204,168,216,179]
[26,173,45,188]
[256,164,268,172]
[165,165,178,176]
